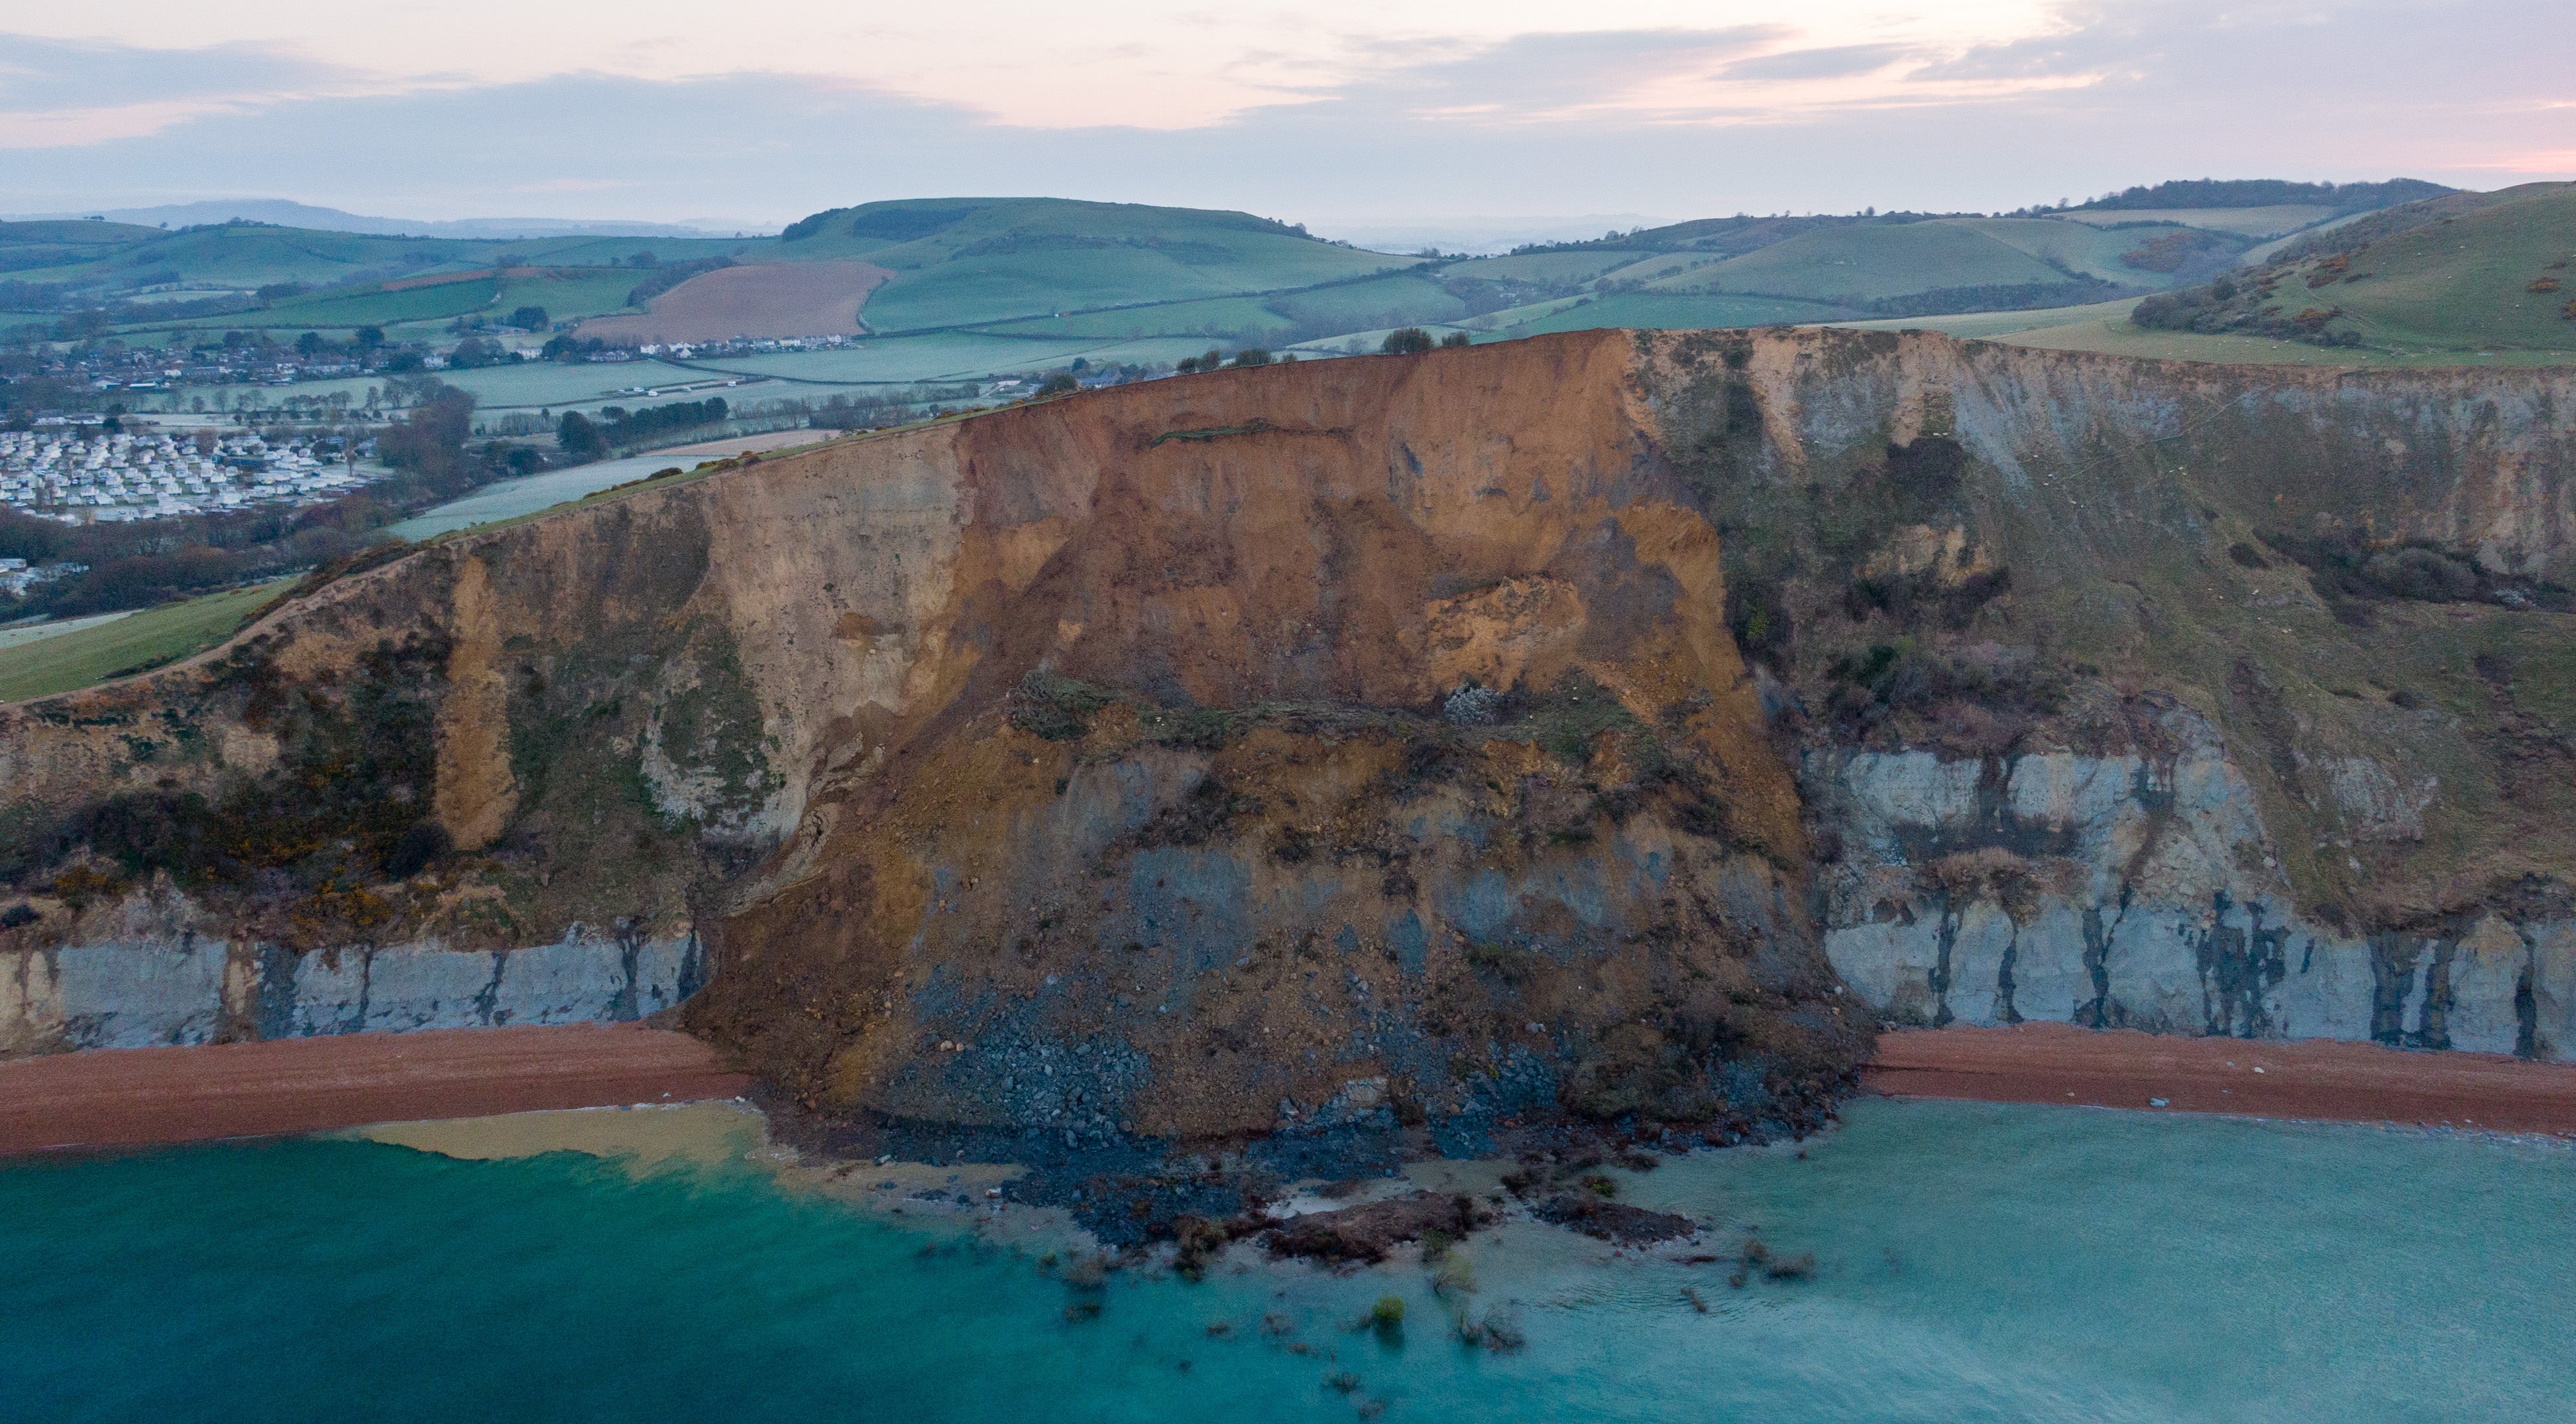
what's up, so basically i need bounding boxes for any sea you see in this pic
[2,1098,2566,1423]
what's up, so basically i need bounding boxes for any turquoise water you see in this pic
[3,1100,2567,1423]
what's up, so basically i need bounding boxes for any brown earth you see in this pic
[1865,1022,2576,1134]
[579,260,892,343]
[0,1026,750,1156]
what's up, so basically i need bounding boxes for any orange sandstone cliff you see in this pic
[4,328,2573,1140]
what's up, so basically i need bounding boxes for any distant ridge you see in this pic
[2078,178,2453,213]
[5,199,769,240]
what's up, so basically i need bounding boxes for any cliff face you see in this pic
[2,329,2571,1130]
[1632,331,2575,1058]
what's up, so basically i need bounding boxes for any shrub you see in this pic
[1229,348,1272,367]
[1036,372,1078,396]
[1007,670,1115,741]
[1380,327,1434,355]
[1439,331,1471,348]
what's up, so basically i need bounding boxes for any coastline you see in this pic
[5,1019,2574,1161]
[0,1024,749,1156]
[1863,1022,2576,1136]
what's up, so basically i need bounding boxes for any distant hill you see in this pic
[9,184,2549,375]
[2078,178,2453,213]
[1435,213,2260,341]
[764,198,1407,333]
[8,200,759,240]
[2133,182,2576,354]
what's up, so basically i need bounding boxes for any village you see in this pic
[0,424,382,526]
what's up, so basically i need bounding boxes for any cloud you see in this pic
[0,32,376,146]
[0,2,2567,225]
[1717,43,1915,82]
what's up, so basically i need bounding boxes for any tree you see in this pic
[1230,349,1272,367]
[377,382,477,491]
[510,306,550,331]
[295,331,326,356]
[1381,327,1434,355]
[354,326,385,351]
[1439,331,1471,348]
[557,410,606,461]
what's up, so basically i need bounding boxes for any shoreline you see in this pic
[1863,1022,2576,1136]
[0,1024,750,1157]
[4,1020,2572,1160]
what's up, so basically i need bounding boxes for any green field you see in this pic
[0,579,295,704]
[1492,291,1844,336]
[2063,206,2341,237]
[2271,184,2576,350]
[773,198,1405,334]
[977,294,1299,343]
[681,333,1215,385]
[2104,182,2576,361]
[25,185,2563,392]
[1828,293,2576,369]
[1440,250,1653,284]
[0,219,754,296]
[1644,220,2089,302]
[136,357,724,415]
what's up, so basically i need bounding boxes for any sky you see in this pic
[0,1,2569,238]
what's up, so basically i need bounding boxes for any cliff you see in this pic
[2,329,2571,1142]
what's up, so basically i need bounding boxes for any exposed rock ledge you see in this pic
[1813,701,2572,1059]
[1,928,704,1055]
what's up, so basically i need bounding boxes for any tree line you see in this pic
[555,396,730,460]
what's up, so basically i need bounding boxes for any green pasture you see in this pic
[977,294,1297,343]
[1648,221,2073,302]
[171,275,504,331]
[0,579,295,704]
[1262,272,1463,332]
[1953,218,2202,286]
[680,333,1211,385]
[779,198,1402,331]
[2254,184,2576,352]
[1494,291,1844,335]
[2064,206,2341,237]
[1439,250,1653,285]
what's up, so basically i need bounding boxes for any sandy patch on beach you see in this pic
[1864,1022,2576,1134]
[0,1024,750,1156]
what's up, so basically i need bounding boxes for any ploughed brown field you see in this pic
[0,1026,750,1156]
[1866,1022,2576,1135]
[579,259,891,343]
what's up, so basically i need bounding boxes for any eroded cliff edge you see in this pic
[2,329,2571,1141]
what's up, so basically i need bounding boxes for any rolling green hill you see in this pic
[0,219,751,295]
[2132,183,2576,356]
[773,198,1408,334]
[15,180,2550,393]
